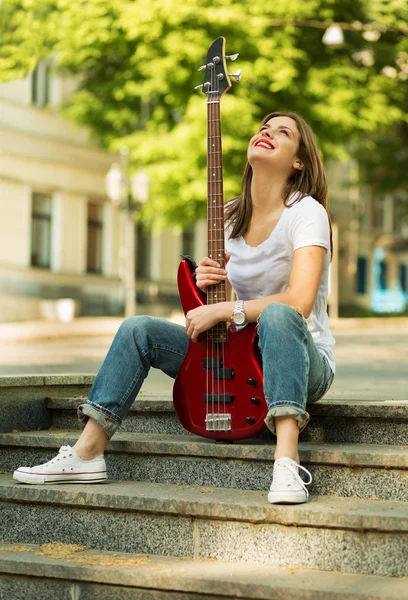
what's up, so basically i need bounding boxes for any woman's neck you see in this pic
[250,168,287,217]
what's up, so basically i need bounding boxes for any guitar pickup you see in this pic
[212,368,235,380]
[202,358,223,369]
[203,394,234,403]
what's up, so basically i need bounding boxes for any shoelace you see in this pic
[273,459,313,498]
[37,445,73,469]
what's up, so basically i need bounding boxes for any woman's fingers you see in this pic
[198,257,221,267]
[196,267,226,275]
[195,256,228,291]
[196,274,227,289]
[197,279,224,287]
[197,272,227,280]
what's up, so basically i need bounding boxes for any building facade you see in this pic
[0,66,191,322]
[327,160,408,315]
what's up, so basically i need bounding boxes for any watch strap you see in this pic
[231,300,247,324]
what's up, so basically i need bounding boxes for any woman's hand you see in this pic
[195,253,231,292]
[185,304,223,342]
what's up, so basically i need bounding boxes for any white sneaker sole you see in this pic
[268,490,308,504]
[13,470,108,485]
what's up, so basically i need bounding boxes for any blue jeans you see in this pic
[78,304,334,438]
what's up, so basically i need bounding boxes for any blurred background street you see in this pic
[0,1,407,404]
[1,319,407,401]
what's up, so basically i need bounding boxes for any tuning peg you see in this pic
[228,69,242,82]
[226,53,239,61]
[194,82,211,90]
[198,65,206,72]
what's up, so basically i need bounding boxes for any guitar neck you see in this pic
[207,96,227,306]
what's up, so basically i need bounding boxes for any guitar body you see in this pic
[172,37,268,441]
[173,258,267,441]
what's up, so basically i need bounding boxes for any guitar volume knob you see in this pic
[247,378,256,385]
[245,417,255,424]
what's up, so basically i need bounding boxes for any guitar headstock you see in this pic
[196,37,241,99]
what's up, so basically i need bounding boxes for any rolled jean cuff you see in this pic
[77,402,121,440]
[264,405,310,435]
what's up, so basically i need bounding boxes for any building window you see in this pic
[394,201,408,235]
[31,193,52,269]
[379,260,388,291]
[87,203,103,274]
[182,228,195,258]
[136,222,151,279]
[400,264,407,292]
[371,196,385,230]
[31,61,51,108]
[356,256,367,294]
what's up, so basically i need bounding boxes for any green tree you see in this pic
[1,0,406,226]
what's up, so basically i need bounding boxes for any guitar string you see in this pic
[208,67,216,426]
[208,69,218,428]
[211,72,219,426]
[206,78,210,428]
[212,66,220,427]
[213,73,222,429]
[214,75,227,428]
[209,71,226,431]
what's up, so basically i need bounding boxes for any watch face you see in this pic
[233,311,246,325]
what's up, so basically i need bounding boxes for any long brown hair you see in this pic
[224,111,333,256]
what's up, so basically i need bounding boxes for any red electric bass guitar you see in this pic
[173,37,268,441]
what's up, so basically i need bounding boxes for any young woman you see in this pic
[14,111,335,504]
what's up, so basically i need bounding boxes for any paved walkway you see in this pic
[0,315,407,402]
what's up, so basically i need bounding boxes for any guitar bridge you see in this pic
[205,413,231,431]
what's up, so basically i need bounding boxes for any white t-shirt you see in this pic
[225,195,336,373]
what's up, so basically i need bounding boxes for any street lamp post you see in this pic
[106,148,150,318]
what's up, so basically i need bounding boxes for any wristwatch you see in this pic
[231,300,247,326]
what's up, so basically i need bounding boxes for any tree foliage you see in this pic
[0,0,407,226]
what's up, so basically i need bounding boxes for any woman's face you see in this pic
[247,116,303,174]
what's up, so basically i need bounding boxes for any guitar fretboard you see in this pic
[207,96,226,310]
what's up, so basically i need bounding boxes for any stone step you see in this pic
[2,430,408,501]
[2,375,408,445]
[0,375,92,434]
[1,476,408,577]
[49,394,187,436]
[47,395,408,445]
[1,542,407,600]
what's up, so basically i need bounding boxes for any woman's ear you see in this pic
[294,158,304,171]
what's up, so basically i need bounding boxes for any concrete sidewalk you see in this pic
[1,313,408,342]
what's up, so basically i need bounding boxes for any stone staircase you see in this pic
[0,375,408,599]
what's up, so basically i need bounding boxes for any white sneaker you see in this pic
[13,445,107,485]
[268,457,312,504]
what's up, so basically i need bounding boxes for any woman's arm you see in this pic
[215,245,326,322]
